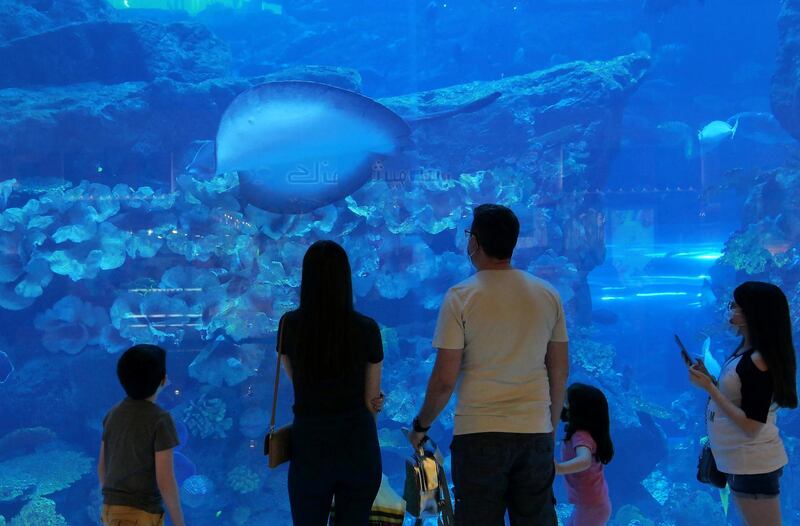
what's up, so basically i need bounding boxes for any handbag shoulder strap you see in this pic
[437,460,455,526]
[270,315,286,433]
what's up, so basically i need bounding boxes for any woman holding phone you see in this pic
[688,281,797,526]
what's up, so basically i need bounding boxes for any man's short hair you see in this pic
[117,344,167,400]
[471,204,520,260]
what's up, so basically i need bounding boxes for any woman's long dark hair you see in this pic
[292,240,358,380]
[733,281,798,408]
[564,383,614,465]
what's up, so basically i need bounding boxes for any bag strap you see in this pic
[437,461,455,526]
[269,316,286,434]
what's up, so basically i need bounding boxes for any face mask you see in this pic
[725,305,745,335]
[466,240,478,265]
[560,407,569,422]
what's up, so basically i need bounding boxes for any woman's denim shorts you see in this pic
[725,468,783,499]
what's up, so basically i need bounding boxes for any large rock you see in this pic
[772,0,800,140]
[384,54,650,194]
[384,53,649,277]
[0,20,231,88]
[0,0,112,43]
[0,55,647,192]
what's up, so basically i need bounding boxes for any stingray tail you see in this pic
[185,140,217,176]
[407,91,502,125]
[730,118,739,140]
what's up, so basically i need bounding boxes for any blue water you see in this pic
[1,0,799,524]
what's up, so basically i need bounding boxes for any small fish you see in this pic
[698,119,738,151]
[701,336,722,378]
[720,485,730,516]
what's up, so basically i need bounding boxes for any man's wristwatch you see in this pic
[412,416,431,433]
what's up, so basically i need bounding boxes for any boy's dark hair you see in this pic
[117,344,167,400]
[733,281,798,408]
[470,204,520,260]
[564,383,614,465]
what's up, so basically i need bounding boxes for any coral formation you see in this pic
[33,296,109,354]
[176,394,233,439]
[569,335,616,376]
[181,475,214,509]
[612,505,655,526]
[0,448,91,501]
[9,497,67,526]
[717,221,777,275]
[227,465,260,494]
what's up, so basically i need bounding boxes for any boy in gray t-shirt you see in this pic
[98,345,186,526]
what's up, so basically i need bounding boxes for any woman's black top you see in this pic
[277,310,384,416]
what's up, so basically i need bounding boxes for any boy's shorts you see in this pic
[101,504,164,526]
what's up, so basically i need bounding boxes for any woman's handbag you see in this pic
[403,437,454,526]
[264,317,292,468]
[696,439,727,489]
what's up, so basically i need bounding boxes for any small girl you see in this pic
[555,383,614,526]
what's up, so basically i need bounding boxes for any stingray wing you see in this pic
[215,81,411,213]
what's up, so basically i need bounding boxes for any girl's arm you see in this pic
[555,446,593,475]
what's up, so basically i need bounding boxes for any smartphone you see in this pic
[674,334,694,367]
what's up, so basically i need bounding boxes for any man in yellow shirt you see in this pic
[409,204,570,526]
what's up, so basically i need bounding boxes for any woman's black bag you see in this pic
[696,440,727,489]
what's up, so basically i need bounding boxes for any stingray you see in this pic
[188,81,501,214]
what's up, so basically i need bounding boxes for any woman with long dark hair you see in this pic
[690,281,797,526]
[555,383,614,526]
[277,240,384,525]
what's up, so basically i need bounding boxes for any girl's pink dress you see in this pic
[562,430,612,526]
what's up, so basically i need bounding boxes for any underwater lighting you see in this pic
[635,292,688,298]
[670,251,722,260]
[600,296,625,301]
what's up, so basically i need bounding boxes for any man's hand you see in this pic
[407,429,427,450]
